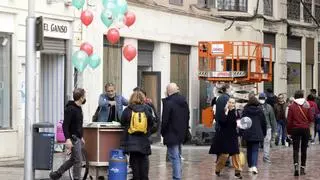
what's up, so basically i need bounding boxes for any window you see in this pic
[0,33,11,129]
[170,44,190,102]
[287,0,301,21]
[169,0,183,6]
[264,0,273,16]
[217,0,248,12]
[103,38,123,93]
[303,0,312,23]
[197,0,215,8]
[315,0,320,22]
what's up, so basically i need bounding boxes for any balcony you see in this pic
[217,0,248,12]
[287,0,300,21]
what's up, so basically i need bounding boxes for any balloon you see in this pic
[72,50,89,72]
[80,10,94,26]
[101,8,114,27]
[116,0,128,15]
[102,0,117,7]
[124,12,136,27]
[103,1,119,18]
[237,116,252,130]
[88,54,101,69]
[123,44,137,61]
[72,0,85,10]
[106,28,120,44]
[80,42,93,56]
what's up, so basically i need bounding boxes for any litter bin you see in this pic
[33,122,55,170]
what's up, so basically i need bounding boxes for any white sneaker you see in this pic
[252,167,258,174]
[180,155,185,161]
[248,167,253,172]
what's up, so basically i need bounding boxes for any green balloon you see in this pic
[88,54,101,69]
[104,2,120,18]
[101,8,114,27]
[72,0,85,10]
[72,50,89,72]
[102,0,116,7]
[116,0,128,15]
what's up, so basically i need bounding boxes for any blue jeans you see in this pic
[277,120,286,145]
[167,144,182,180]
[246,141,260,168]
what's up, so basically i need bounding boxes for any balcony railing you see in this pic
[287,0,301,21]
[217,0,248,12]
[264,0,273,16]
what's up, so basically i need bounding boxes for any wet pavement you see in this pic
[0,143,320,180]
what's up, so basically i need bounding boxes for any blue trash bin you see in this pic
[108,149,127,180]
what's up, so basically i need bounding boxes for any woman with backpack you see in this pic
[287,90,314,176]
[241,96,266,175]
[120,91,154,180]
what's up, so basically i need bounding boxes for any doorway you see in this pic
[140,72,161,142]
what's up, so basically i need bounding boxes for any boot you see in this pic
[294,163,299,176]
[300,166,306,175]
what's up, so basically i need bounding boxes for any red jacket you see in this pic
[307,100,319,116]
[287,100,313,134]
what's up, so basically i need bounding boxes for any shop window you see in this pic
[103,38,123,93]
[170,44,190,101]
[0,33,11,129]
[287,63,301,98]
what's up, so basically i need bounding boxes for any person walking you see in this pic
[49,88,87,180]
[120,91,154,180]
[97,83,128,122]
[274,94,288,146]
[209,98,243,179]
[307,94,319,144]
[287,90,314,176]
[161,83,190,180]
[258,93,277,163]
[241,96,266,174]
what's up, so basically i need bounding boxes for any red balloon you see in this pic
[106,28,120,44]
[80,42,93,56]
[123,44,137,62]
[81,10,94,26]
[124,12,136,27]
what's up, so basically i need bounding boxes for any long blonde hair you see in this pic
[129,91,145,105]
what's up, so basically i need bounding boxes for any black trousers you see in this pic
[129,152,149,180]
[291,128,309,166]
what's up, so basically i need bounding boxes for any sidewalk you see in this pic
[0,144,320,180]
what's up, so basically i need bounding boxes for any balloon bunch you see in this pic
[71,0,137,71]
[72,42,101,72]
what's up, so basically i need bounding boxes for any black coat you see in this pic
[161,93,190,146]
[120,104,153,155]
[241,104,267,142]
[209,109,240,155]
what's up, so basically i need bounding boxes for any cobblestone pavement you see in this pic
[0,144,319,180]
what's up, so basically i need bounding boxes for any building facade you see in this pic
[0,0,319,159]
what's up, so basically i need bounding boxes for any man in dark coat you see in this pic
[161,83,190,180]
[215,84,231,131]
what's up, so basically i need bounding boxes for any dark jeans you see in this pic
[246,141,260,168]
[292,128,309,166]
[56,136,83,179]
[277,120,287,145]
[129,152,149,180]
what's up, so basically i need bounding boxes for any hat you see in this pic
[258,93,266,99]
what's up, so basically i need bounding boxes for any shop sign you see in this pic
[43,18,71,40]
[211,44,224,54]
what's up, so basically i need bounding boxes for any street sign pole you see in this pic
[24,0,36,179]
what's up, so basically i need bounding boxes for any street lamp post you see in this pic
[24,0,36,179]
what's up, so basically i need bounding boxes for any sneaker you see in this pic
[311,140,315,145]
[215,171,221,176]
[180,155,185,161]
[251,167,258,174]
[248,167,253,173]
[263,157,271,163]
[235,172,242,179]
[49,171,61,180]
